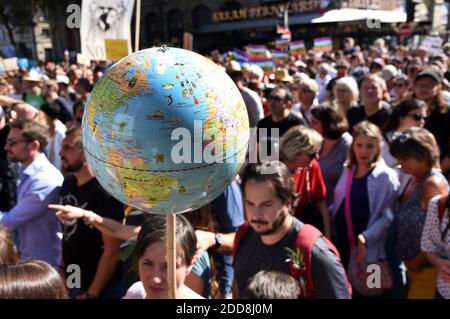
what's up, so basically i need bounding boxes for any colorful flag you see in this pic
[246,44,268,59]
[313,36,333,53]
[230,48,249,62]
[250,58,275,73]
[271,50,289,59]
[275,38,290,51]
[289,40,306,56]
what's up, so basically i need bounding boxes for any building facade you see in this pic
[3,0,447,61]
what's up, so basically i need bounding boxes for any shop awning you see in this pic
[311,8,407,24]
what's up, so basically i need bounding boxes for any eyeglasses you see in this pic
[6,138,29,146]
[407,113,427,121]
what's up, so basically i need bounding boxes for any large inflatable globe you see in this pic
[82,47,249,214]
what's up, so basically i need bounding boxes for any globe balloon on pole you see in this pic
[82,46,250,215]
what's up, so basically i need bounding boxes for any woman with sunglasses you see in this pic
[390,127,449,298]
[380,99,428,298]
[382,99,427,169]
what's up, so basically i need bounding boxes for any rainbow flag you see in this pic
[246,44,268,59]
[250,58,275,73]
[275,38,290,51]
[230,48,249,63]
[314,36,333,53]
[289,40,306,56]
[270,49,289,66]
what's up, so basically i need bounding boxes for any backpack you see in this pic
[233,222,352,298]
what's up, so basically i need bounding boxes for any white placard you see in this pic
[80,0,135,60]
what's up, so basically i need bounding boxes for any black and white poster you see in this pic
[81,0,135,60]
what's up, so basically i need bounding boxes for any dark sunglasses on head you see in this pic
[393,132,411,143]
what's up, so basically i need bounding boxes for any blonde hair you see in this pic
[334,76,359,104]
[360,73,387,92]
[302,77,319,93]
[346,121,382,168]
[280,125,323,160]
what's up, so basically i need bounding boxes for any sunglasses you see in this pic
[393,132,411,143]
[268,96,286,102]
[407,113,427,121]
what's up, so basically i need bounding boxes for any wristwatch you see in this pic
[213,233,222,249]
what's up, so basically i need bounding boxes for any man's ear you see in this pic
[30,140,41,153]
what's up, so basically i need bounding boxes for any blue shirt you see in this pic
[0,153,63,268]
[191,251,212,298]
[211,180,244,295]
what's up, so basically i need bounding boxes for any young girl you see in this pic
[124,214,203,299]
[50,204,207,299]
[331,121,400,297]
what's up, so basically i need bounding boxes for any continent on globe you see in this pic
[82,47,250,214]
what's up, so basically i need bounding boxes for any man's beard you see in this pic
[251,212,287,236]
[63,158,84,173]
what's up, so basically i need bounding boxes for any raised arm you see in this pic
[49,204,140,240]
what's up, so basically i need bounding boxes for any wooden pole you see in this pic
[166,213,177,299]
[134,0,141,52]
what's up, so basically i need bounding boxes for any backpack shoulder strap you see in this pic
[293,224,353,298]
[232,222,250,257]
[292,224,322,298]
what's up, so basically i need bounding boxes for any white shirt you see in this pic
[45,120,66,171]
[123,281,146,299]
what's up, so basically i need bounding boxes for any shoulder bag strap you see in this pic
[344,168,355,249]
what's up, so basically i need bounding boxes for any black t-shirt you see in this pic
[257,112,306,139]
[60,175,124,291]
[0,126,18,211]
[257,113,305,157]
[347,102,391,133]
[234,218,350,299]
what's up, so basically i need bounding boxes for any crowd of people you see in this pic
[0,36,449,299]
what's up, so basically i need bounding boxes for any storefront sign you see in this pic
[212,0,322,23]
